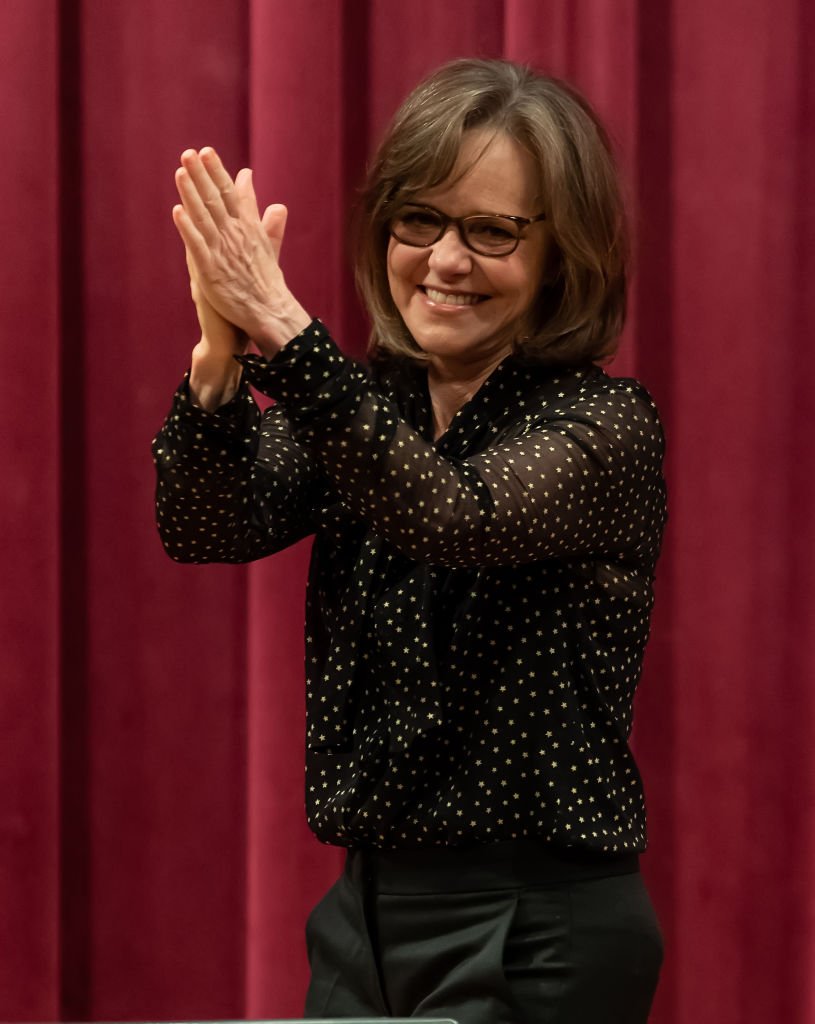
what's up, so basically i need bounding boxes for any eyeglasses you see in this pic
[389,203,546,257]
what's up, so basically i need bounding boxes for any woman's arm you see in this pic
[165,148,664,570]
[152,380,326,564]
[236,322,667,570]
[154,158,324,564]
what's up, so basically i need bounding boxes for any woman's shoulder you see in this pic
[509,362,664,459]
[525,361,661,419]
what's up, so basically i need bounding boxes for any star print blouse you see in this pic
[153,320,667,853]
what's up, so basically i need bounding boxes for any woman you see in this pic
[154,59,667,1024]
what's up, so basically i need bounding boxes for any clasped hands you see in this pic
[172,147,311,360]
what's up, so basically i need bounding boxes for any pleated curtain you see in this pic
[2,1,813,1021]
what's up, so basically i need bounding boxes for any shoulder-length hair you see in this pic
[354,59,630,366]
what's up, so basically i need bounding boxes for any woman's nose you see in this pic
[427,226,473,274]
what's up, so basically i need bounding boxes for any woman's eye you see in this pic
[469,219,515,241]
[402,211,440,228]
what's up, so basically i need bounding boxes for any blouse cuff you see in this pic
[235,319,368,431]
[163,371,259,447]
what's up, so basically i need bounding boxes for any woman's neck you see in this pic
[426,350,509,440]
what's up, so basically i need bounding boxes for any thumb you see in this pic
[185,246,203,302]
[185,245,200,281]
[261,203,288,259]
[234,167,261,220]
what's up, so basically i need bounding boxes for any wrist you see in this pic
[194,310,248,357]
[189,343,244,412]
[251,301,312,359]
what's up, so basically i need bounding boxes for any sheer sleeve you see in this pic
[237,321,666,569]
[152,373,325,563]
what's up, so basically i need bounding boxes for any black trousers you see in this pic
[304,841,663,1024]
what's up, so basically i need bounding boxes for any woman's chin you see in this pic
[409,323,515,371]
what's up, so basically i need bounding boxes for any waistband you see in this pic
[345,839,639,894]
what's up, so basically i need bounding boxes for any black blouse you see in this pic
[153,320,667,853]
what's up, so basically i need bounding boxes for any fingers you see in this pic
[199,147,243,218]
[175,149,271,250]
[176,148,239,234]
[261,204,288,259]
[174,164,221,245]
[171,203,212,274]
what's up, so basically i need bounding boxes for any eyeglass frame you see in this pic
[388,202,547,258]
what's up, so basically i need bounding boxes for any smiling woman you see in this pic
[384,131,550,435]
[153,58,667,1024]
[357,59,629,374]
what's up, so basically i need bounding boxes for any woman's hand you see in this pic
[186,248,248,411]
[186,247,248,356]
[172,147,311,358]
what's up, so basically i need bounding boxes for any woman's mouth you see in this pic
[421,286,487,306]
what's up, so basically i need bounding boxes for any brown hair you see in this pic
[354,59,629,365]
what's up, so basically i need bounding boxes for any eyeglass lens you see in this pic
[391,208,521,255]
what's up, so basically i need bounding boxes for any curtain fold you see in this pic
[1,2,61,1017]
[668,2,815,1021]
[1,1,811,1021]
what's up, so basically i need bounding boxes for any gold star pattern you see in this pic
[153,319,666,853]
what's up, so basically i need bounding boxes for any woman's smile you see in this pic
[421,285,489,307]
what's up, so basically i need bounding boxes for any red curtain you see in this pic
[2,1,812,1021]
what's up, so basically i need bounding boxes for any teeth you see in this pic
[424,287,481,306]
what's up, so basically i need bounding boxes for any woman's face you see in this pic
[386,130,550,372]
